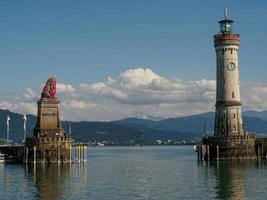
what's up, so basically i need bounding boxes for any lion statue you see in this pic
[41,77,57,100]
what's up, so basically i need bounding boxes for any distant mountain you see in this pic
[116,111,267,137]
[1,109,267,144]
[243,110,267,121]
[0,110,196,144]
[115,112,215,134]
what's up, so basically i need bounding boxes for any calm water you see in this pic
[0,146,267,200]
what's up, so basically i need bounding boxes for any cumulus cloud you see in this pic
[241,83,267,111]
[0,68,267,121]
[65,100,95,109]
[57,83,75,93]
[22,88,37,100]
[80,68,216,106]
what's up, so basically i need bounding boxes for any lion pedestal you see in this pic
[26,77,73,164]
[33,98,64,138]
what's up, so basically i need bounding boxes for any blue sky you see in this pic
[0,0,266,91]
[0,1,267,120]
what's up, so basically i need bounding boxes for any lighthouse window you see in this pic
[223,78,225,84]
[233,113,235,118]
[232,92,235,98]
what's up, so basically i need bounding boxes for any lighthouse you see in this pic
[201,9,257,160]
[214,8,244,136]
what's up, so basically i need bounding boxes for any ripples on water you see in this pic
[0,146,266,200]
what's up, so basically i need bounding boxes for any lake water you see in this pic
[0,146,267,200]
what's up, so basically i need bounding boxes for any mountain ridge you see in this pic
[1,109,267,144]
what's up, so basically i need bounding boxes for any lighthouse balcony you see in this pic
[214,33,240,42]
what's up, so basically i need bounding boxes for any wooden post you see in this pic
[216,145,219,161]
[23,147,26,164]
[26,147,28,164]
[82,145,85,163]
[80,145,82,163]
[246,144,249,159]
[78,145,80,163]
[84,145,87,162]
[261,145,264,161]
[198,145,202,162]
[69,144,72,163]
[43,148,45,164]
[200,145,203,162]
[257,145,260,161]
[207,145,210,161]
[80,145,82,162]
[33,146,36,164]
[74,145,76,162]
[58,145,61,164]
[197,145,199,162]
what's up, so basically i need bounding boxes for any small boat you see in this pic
[0,153,5,164]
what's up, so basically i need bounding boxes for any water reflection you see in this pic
[27,164,71,200]
[210,161,256,200]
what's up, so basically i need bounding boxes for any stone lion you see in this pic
[41,77,57,100]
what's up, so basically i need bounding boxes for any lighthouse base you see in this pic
[203,134,257,160]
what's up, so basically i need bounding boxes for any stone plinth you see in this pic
[34,98,64,138]
[203,134,257,160]
[26,97,73,164]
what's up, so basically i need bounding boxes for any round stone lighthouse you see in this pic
[203,9,257,160]
[214,8,244,136]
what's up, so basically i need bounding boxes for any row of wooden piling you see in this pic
[197,144,266,161]
[197,145,219,162]
[257,145,265,161]
[23,145,88,164]
[74,145,88,163]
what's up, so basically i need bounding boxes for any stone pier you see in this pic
[26,77,73,164]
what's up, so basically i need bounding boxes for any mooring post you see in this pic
[23,147,26,164]
[207,145,210,161]
[58,145,61,164]
[257,145,260,161]
[82,145,85,163]
[77,145,79,163]
[216,145,219,161]
[84,145,87,162]
[246,144,249,160]
[69,144,72,163]
[197,145,200,162]
[26,147,28,164]
[200,145,203,162]
[78,145,80,163]
[74,145,76,162]
[80,145,83,162]
[33,146,36,164]
[261,145,264,161]
[43,148,45,165]
[80,145,82,162]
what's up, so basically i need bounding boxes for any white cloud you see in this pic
[57,83,75,93]
[66,99,96,109]
[241,83,267,111]
[0,68,267,121]
[0,101,36,115]
[80,68,216,105]
[22,88,36,100]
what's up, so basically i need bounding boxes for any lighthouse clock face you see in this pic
[227,62,236,71]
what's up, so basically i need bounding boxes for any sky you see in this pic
[0,0,267,121]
